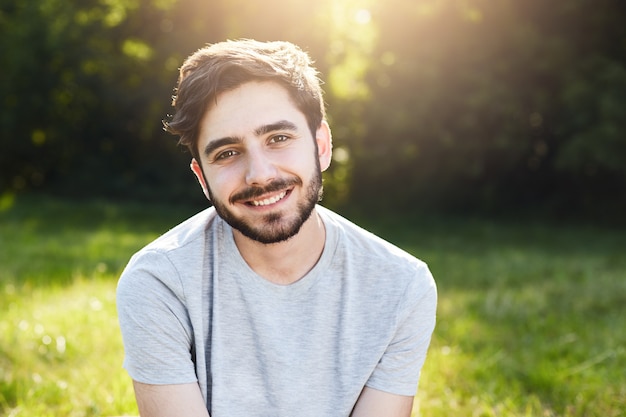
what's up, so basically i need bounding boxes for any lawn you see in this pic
[0,195,624,416]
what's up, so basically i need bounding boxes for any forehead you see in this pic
[198,81,308,140]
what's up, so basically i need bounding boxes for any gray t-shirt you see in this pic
[117,206,437,417]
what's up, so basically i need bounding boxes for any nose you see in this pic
[244,148,278,186]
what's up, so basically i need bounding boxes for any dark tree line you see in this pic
[1,0,625,216]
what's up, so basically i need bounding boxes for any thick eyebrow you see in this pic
[254,120,299,137]
[203,136,242,158]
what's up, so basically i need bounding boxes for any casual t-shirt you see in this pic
[117,205,437,417]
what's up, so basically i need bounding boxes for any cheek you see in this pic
[285,143,318,169]
[205,167,240,198]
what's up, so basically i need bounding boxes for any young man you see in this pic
[117,39,437,417]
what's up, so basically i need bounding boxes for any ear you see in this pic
[315,120,333,172]
[190,158,211,200]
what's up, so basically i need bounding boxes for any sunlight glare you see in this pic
[333,147,351,163]
[355,8,371,24]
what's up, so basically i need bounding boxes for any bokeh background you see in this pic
[2,0,625,219]
[2,2,626,416]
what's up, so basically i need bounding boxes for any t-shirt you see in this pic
[117,205,437,417]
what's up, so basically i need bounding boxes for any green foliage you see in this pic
[341,0,626,214]
[1,0,625,215]
[0,0,205,201]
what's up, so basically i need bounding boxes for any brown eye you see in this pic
[216,150,238,160]
[269,134,289,144]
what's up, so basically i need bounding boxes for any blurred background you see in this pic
[2,0,625,220]
[2,3,625,415]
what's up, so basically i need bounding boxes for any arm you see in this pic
[133,381,210,417]
[351,387,414,417]
[118,251,207,414]
[350,265,436,417]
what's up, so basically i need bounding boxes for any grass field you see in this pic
[0,195,624,416]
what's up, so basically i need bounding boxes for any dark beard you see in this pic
[209,169,323,244]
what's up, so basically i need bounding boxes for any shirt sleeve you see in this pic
[365,263,437,396]
[116,249,198,385]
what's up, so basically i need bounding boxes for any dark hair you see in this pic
[164,39,326,159]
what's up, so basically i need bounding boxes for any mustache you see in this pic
[229,177,302,204]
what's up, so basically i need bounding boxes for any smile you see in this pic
[249,190,288,207]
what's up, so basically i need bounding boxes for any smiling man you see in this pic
[117,39,437,417]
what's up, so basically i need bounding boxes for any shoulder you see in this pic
[142,206,218,254]
[319,206,436,297]
[130,206,218,266]
[319,206,427,269]
[117,207,218,297]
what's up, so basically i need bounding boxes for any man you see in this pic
[117,39,437,417]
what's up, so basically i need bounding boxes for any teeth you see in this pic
[251,191,287,206]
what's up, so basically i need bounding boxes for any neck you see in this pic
[232,208,326,285]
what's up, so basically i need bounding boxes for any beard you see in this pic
[208,168,323,244]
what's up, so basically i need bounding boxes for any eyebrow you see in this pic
[254,120,299,137]
[203,120,299,157]
[202,136,242,158]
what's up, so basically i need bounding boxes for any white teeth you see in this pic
[251,191,287,206]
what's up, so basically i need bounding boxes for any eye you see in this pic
[269,134,290,144]
[215,149,238,161]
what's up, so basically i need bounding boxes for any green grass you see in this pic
[0,195,198,417]
[1,195,625,416]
